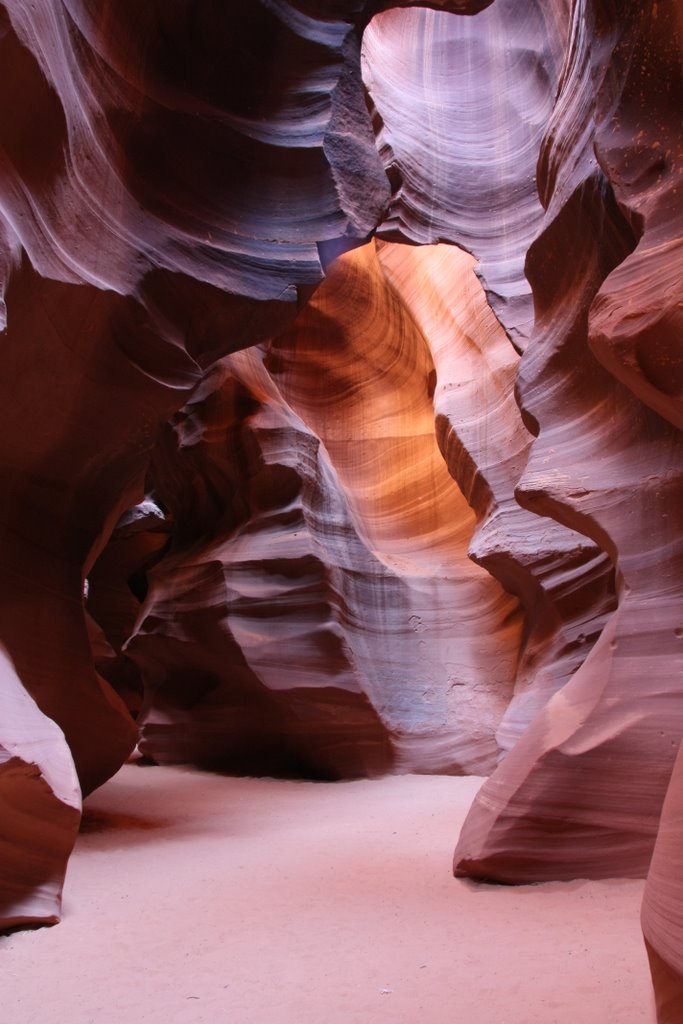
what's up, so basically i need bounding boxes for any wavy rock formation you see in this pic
[453,0,683,885]
[0,0,504,796]
[0,0,500,922]
[124,355,397,779]
[376,241,616,754]
[123,240,521,777]
[361,5,618,761]
[87,500,170,716]
[362,0,571,345]
[3,6,683,1014]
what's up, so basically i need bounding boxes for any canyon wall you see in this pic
[1,1,682,1017]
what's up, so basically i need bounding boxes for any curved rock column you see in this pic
[361,1,617,756]
[454,0,683,882]
[377,241,616,753]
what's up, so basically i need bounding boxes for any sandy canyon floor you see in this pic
[3,765,655,1023]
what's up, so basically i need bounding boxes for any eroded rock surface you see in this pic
[124,241,522,778]
[2,5,683,1011]
[362,0,571,344]
[0,0,503,921]
[376,242,616,755]
[453,0,683,888]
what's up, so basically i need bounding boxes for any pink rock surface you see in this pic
[362,0,571,344]
[0,646,80,929]
[377,241,616,753]
[643,744,683,1023]
[453,0,683,886]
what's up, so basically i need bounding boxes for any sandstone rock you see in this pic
[377,241,616,755]
[126,241,522,777]
[2,12,683,1016]
[643,743,683,1024]
[454,0,683,883]
[0,0,385,796]
[86,500,170,716]
[0,646,81,929]
[362,0,571,345]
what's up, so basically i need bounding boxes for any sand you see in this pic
[2,764,655,1023]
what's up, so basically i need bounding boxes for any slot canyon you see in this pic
[1,1,682,1021]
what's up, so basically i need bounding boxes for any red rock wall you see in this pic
[2,4,683,1014]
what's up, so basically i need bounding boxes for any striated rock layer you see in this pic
[376,241,616,756]
[453,0,683,887]
[362,0,571,345]
[3,4,683,1012]
[123,240,522,778]
[0,0,498,920]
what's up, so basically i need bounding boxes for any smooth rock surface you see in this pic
[453,0,683,886]
[362,0,570,345]
[376,241,616,754]
[0,646,81,929]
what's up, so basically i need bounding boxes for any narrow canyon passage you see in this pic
[2,1,683,1019]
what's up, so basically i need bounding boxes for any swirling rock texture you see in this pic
[375,241,617,755]
[452,0,683,885]
[363,6,619,760]
[362,0,572,345]
[3,1,683,1013]
[123,241,521,778]
[0,0,494,927]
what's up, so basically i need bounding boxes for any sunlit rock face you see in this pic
[0,0,500,793]
[123,240,522,778]
[360,5,619,770]
[376,242,616,756]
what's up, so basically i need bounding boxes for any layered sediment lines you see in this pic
[124,241,522,777]
[453,1,683,895]
[0,0,499,920]
[376,242,616,754]
[2,3,683,1015]
[362,0,571,344]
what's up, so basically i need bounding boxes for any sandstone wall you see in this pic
[2,4,683,1016]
